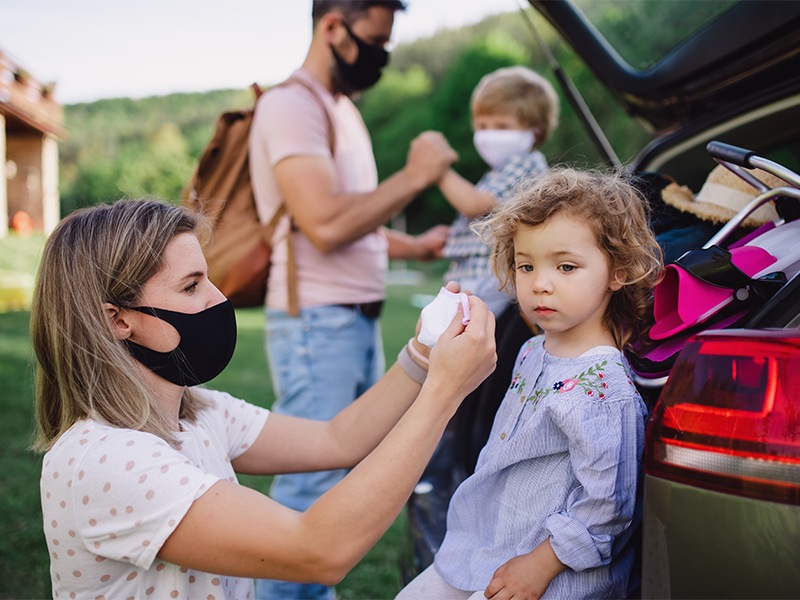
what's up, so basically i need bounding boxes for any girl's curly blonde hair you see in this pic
[473,167,664,350]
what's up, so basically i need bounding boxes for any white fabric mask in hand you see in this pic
[473,129,536,171]
[418,287,472,347]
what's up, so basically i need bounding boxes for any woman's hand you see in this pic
[409,280,466,367]
[424,291,496,412]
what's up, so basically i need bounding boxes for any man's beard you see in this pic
[329,62,359,98]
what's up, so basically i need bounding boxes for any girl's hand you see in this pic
[484,541,565,600]
[484,554,547,599]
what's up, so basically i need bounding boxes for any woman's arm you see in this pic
[232,358,427,475]
[159,297,497,583]
[233,281,475,476]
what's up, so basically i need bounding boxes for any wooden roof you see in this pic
[0,50,64,138]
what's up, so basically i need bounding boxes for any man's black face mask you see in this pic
[330,19,389,95]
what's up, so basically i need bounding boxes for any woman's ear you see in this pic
[103,303,133,340]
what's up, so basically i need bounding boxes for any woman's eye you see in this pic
[184,282,198,293]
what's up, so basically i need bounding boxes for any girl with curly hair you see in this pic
[397,167,663,599]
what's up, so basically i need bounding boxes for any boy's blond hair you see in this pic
[471,66,560,146]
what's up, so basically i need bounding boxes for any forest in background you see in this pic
[58,6,658,232]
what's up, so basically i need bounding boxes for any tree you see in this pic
[115,123,194,202]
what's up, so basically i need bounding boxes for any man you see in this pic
[249,2,458,598]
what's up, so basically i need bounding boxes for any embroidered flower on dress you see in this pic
[526,360,611,409]
[559,378,579,392]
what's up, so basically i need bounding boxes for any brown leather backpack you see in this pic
[182,79,333,313]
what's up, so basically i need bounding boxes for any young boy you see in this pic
[439,65,560,317]
[431,66,561,476]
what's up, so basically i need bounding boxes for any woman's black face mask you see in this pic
[124,299,237,387]
[330,19,389,94]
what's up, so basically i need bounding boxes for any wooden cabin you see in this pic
[0,50,64,237]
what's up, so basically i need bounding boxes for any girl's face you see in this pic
[126,232,226,353]
[513,213,621,357]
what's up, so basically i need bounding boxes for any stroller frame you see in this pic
[632,141,800,393]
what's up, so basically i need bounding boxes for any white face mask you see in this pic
[473,129,536,171]
[417,287,471,347]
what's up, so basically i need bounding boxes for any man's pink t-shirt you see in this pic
[249,70,387,311]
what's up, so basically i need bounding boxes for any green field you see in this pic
[0,233,443,598]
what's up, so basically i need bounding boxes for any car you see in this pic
[404,1,800,597]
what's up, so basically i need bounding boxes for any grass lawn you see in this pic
[0,232,444,599]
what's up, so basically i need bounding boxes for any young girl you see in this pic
[397,168,663,599]
[31,198,496,600]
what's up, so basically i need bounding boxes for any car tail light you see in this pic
[645,329,800,504]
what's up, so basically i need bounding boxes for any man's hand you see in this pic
[413,224,450,261]
[384,224,449,262]
[405,131,458,190]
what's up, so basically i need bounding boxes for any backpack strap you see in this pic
[256,76,335,317]
[281,76,336,154]
[261,203,298,316]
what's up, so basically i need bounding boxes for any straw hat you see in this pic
[661,164,783,227]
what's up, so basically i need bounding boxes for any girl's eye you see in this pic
[559,264,576,273]
[517,264,533,273]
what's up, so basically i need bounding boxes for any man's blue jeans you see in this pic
[255,304,385,600]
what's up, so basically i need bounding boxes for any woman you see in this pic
[32,198,496,599]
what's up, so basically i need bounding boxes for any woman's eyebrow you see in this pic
[180,270,204,281]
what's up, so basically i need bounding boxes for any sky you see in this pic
[0,0,521,104]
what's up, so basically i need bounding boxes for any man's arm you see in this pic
[274,131,457,253]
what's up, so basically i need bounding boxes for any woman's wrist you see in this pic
[406,336,430,367]
[397,337,429,385]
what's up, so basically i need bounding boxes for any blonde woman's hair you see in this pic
[475,168,663,349]
[31,198,211,452]
[471,66,560,146]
